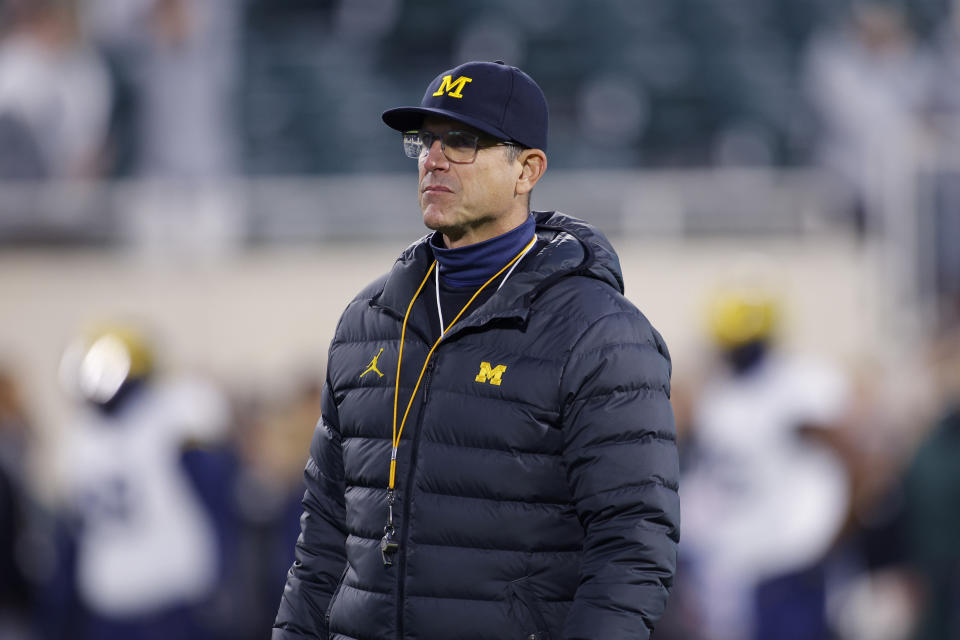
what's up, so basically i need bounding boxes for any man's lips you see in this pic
[422,185,453,194]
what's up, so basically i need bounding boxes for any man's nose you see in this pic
[422,139,448,170]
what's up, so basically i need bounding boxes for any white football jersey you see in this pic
[681,354,851,639]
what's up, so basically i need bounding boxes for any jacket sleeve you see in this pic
[559,310,680,640]
[273,376,348,640]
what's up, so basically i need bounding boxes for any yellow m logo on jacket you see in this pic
[432,75,473,99]
[474,362,507,386]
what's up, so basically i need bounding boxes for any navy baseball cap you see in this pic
[382,60,549,151]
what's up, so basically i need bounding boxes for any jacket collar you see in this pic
[369,211,623,339]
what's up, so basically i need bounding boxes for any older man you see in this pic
[274,60,679,640]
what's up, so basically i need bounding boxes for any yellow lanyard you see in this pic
[388,234,537,490]
[380,234,537,566]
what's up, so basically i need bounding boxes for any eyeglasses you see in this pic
[402,130,520,164]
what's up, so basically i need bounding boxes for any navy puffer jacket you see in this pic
[274,211,679,640]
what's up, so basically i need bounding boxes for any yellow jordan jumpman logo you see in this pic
[360,347,385,379]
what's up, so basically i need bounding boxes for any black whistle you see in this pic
[380,527,399,567]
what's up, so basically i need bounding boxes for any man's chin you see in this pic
[422,215,467,244]
[422,208,452,232]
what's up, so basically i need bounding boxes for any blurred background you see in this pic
[1,0,959,638]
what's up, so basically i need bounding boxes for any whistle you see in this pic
[380,527,399,567]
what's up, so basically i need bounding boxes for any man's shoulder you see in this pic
[341,236,426,306]
[351,272,391,306]
[537,274,668,358]
[333,272,389,331]
[537,272,644,325]
[332,237,428,338]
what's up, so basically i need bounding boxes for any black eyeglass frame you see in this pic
[402,129,522,164]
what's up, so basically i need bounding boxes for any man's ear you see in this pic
[516,149,547,197]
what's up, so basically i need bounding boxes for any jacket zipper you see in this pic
[324,565,349,637]
[395,357,436,640]
[510,580,552,639]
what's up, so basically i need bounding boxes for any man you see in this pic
[274,60,679,640]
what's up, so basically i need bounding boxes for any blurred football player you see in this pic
[56,325,232,640]
[679,284,852,640]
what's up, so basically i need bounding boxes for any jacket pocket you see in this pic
[506,578,552,640]
[323,566,349,639]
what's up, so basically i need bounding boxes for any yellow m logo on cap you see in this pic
[433,75,473,99]
[475,361,507,386]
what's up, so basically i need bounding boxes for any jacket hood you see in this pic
[528,210,624,296]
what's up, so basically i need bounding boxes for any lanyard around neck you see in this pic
[434,234,537,339]
[389,234,537,490]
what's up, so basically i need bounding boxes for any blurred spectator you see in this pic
[923,5,960,330]
[927,2,960,133]
[678,282,852,640]
[803,1,934,234]
[0,0,111,180]
[55,324,234,640]
[82,0,239,178]
[229,375,321,639]
[0,368,36,639]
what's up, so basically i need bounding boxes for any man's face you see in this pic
[417,116,521,247]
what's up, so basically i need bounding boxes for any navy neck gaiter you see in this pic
[430,214,536,288]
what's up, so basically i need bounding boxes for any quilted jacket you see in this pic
[274,211,680,640]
